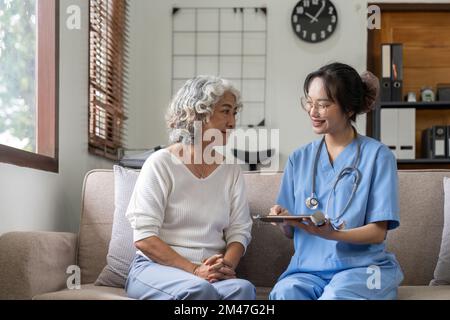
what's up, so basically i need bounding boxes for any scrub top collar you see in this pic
[319,133,360,174]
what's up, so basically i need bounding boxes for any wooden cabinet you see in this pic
[366,4,450,169]
[368,101,450,169]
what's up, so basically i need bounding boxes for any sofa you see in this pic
[1,169,450,300]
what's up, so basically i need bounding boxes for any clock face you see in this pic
[291,0,338,43]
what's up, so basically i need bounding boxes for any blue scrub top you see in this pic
[277,134,400,277]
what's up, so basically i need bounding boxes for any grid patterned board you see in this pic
[172,7,267,127]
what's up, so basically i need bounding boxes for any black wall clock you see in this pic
[291,0,338,43]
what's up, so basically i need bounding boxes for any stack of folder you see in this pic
[380,108,415,159]
[381,43,403,102]
[379,43,415,159]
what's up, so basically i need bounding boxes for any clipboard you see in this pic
[254,211,326,227]
[254,215,309,223]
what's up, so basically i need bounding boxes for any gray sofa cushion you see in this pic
[77,170,115,284]
[398,286,450,300]
[76,169,450,289]
[33,284,131,300]
[28,169,450,300]
[32,284,275,300]
[95,166,138,288]
[386,171,447,285]
[236,173,293,288]
[431,177,450,285]
[34,285,450,300]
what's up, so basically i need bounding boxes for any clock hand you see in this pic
[312,0,326,21]
[305,12,318,23]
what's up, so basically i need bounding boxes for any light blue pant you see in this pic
[269,265,404,300]
[125,254,256,300]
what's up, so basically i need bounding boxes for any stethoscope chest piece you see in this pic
[305,196,319,210]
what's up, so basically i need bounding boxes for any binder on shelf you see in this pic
[422,128,432,159]
[380,108,398,157]
[434,126,447,158]
[447,125,450,159]
[380,107,416,160]
[422,126,447,159]
[397,108,415,159]
[391,43,403,102]
[380,44,392,102]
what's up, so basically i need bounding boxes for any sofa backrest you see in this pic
[77,169,449,286]
[387,170,447,285]
[78,170,115,284]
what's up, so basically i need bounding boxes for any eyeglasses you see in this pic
[301,97,334,115]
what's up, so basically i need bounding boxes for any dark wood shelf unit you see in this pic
[369,102,450,169]
[379,101,450,109]
[397,161,450,170]
[398,159,450,164]
[366,3,450,169]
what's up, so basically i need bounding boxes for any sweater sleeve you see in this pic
[125,154,171,242]
[224,167,253,253]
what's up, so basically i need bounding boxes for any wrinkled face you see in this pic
[306,77,350,135]
[203,91,237,145]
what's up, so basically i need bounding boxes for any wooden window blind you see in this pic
[89,0,128,160]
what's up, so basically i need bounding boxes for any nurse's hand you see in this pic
[286,218,336,240]
[269,205,294,239]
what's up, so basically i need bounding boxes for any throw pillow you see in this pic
[95,165,139,287]
[430,176,450,285]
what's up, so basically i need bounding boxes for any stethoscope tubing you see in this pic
[307,134,361,229]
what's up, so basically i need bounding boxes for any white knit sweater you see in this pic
[125,149,252,264]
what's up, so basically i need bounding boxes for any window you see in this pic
[88,0,128,160]
[0,0,58,172]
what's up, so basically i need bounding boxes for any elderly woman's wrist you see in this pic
[192,263,201,275]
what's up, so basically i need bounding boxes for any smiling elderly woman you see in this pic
[124,75,256,300]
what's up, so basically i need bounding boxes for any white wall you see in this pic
[129,0,450,167]
[0,0,113,235]
[127,0,370,168]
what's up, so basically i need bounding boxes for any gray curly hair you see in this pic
[166,75,243,144]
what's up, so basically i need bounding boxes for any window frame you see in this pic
[0,0,59,173]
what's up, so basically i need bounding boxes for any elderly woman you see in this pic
[124,76,256,300]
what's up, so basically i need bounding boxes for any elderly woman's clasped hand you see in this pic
[194,254,236,283]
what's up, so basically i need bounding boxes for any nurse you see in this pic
[269,63,404,300]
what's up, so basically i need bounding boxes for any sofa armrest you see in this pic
[0,231,77,299]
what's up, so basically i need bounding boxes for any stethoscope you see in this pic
[305,135,362,230]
